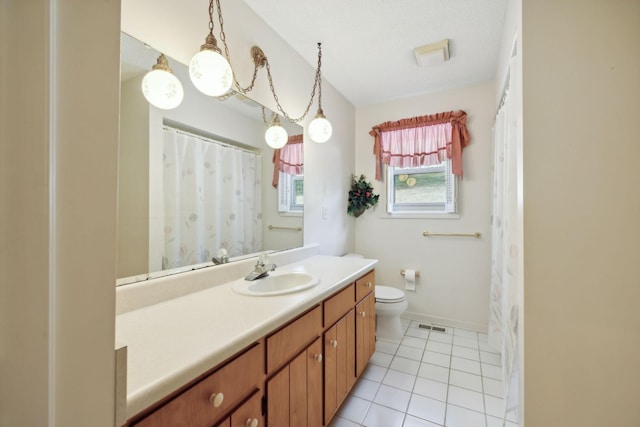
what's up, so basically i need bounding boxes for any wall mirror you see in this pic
[117,32,304,285]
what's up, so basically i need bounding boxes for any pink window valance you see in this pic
[272,134,303,187]
[369,110,470,180]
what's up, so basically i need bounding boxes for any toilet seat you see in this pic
[375,285,406,303]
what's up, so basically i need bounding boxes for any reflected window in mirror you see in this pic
[278,172,303,213]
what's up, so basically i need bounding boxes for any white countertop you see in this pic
[116,255,377,419]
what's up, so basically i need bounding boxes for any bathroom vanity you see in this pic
[116,254,377,427]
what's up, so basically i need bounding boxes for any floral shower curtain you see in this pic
[162,127,262,269]
[489,56,520,416]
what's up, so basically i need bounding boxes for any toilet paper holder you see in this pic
[400,269,420,278]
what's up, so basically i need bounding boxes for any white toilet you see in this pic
[375,285,408,342]
[343,254,408,342]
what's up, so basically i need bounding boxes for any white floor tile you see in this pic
[452,335,479,350]
[484,395,505,418]
[445,404,486,427]
[407,394,446,425]
[422,350,451,368]
[449,369,483,393]
[336,320,515,427]
[396,345,424,361]
[391,356,422,376]
[452,345,480,361]
[451,356,481,375]
[377,340,400,355]
[418,362,450,383]
[406,328,430,339]
[403,414,443,427]
[351,378,381,400]
[329,416,361,427]
[482,377,503,398]
[480,351,502,366]
[479,340,499,354]
[486,415,506,427]
[363,403,406,427]
[453,328,478,339]
[402,336,428,349]
[362,364,387,382]
[481,363,502,380]
[370,351,394,368]
[426,340,452,355]
[413,377,448,401]
[446,385,485,413]
[428,332,454,344]
[337,395,370,424]
[383,369,417,392]
[374,384,412,412]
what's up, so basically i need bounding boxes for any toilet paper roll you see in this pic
[404,269,416,291]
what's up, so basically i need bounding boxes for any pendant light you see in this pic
[189,0,233,97]
[307,43,332,143]
[264,115,289,149]
[141,54,184,110]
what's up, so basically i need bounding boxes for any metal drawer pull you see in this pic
[360,311,366,318]
[209,392,224,408]
[246,418,259,427]
[330,339,338,348]
[314,353,323,363]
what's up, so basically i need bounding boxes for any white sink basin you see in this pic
[231,270,320,296]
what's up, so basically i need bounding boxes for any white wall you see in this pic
[354,81,495,330]
[121,0,357,257]
[522,1,640,425]
[0,1,120,426]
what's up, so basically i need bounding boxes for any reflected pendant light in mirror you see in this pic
[141,54,184,110]
[265,115,288,148]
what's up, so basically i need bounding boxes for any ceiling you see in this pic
[242,0,508,106]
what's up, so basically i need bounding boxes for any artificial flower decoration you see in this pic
[347,174,379,217]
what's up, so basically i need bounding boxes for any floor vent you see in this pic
[418,324,447,333]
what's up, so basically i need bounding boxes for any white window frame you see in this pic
[278,171,303,214]
[385,160,458,217]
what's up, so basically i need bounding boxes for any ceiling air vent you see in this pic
[414,39,450,67]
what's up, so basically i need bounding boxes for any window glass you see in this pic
[387,161,456,214]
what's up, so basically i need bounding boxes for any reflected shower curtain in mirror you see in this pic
[162,127,262,269]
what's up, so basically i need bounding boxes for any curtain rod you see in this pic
[163,124,260,155]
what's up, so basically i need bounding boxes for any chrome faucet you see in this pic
[212,248,229,265]
[245,252,277,281]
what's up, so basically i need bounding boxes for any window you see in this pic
[387,160,456,214]
[278,171,303,213]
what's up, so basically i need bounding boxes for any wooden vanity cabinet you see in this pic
[355,270,376,377]
[266,337,323,427]
[130,342,263,427]
[323,309,355,423]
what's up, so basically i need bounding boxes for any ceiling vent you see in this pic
[414,39,450,67]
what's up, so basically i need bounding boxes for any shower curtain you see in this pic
[489,55,520,416]
[162,127,262,269]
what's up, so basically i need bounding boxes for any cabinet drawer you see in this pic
[355,270,375,302]
[133,342,263,427]
[266,306,321,374]
[323,284,355,328]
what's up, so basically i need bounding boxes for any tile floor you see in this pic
[329,319,519,427]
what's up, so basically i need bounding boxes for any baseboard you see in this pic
[403,310,488,334]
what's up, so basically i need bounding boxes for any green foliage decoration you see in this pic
[347,174,379,217]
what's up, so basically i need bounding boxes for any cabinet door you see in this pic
[267,337,323,427]
[324,309,355,423]
[355,293,376,377]
[230,391,263,427]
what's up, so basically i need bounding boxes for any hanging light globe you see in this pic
[265,116,289,149]
[141,54,184,110]
[189,35,233,97]
[308,109,332,143]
